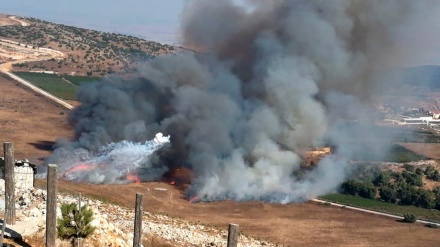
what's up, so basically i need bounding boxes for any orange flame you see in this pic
[65,164,94,175]
[189,196,200,203]
[126,173,141,183]
[170,181,176,185]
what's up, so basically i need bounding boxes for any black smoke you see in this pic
[47,0,440,202]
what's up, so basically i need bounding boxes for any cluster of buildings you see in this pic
[398,108,440,126]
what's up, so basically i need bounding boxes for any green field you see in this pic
[13,72,100,100]
[63,75,100,86]
[320,193,440,223]
[14,72,77,100]
[384,144,427,163]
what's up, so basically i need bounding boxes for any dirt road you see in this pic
[0,37,73,110]
[312,198,440,226]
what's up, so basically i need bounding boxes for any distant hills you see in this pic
[0,14,179,77]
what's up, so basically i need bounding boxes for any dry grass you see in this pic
[55,180,440,247]
[399,143,440,160]
[1,63,440,246]
[142,234,176,247]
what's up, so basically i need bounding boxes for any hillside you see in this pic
[0,67,439,246]
[0,14,177,77]
[1,13,440,247]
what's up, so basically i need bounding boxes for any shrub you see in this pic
[403,164,416,173]
[425,223,439,229]
[57,203,96,244]
[402,213,417,223]
[379,186,397,203]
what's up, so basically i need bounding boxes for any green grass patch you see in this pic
[319,193,440,223]
[351,143,428,163]
[14,72,77,100]
[384,144,427,163]
[62,75,100,86]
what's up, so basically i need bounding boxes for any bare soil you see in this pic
[0,76,71,161]
[0,15,19,26]
[0,75,439,246]
[54,180,440,247]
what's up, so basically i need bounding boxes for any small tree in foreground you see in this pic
[402,213,417,223]
[57,202,96,246]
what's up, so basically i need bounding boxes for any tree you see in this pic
[433,187,440,210]
[341,180,376,199]
[403,164,416,173]
[373,171,391,186]
[402,213,417,223]
[341,179,361,196]
[57,203,96,245]
[402,171,423,187]
[397,185,417,206]
[427,170,440,182]
[358,183,377,199]
[414,189,436,209]
[424,165,436,177]
[379,186,397,203]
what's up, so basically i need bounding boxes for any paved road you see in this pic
[311,198,440,226]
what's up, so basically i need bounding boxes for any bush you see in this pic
[379,186,397,203]
[57,203,96,243]
[402,213,417,223]
[341,180,376,199]
[425,165,436,176]
[402,171,423,186]
[427,170,440,182]
[403,164,416,173]
[425,223,439,228]
[373,171,391,186]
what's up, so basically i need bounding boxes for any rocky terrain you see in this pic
[0,14,179,77]
[0,181,275,247]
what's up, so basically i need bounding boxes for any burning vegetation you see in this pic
[44,0,440,203]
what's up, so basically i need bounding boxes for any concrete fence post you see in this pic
[133,193,143,247]
[46,164,58,247]
[4,142,15,225]
[227,223,239,247]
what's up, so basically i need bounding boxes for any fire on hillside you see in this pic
[44,0,440,203]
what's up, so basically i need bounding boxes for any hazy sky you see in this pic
[2,0,184,45]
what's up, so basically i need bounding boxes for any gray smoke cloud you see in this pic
[46,0,440,202]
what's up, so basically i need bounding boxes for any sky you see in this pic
[1,0,185,45]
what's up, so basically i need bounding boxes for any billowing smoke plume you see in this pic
[46,0,440,202]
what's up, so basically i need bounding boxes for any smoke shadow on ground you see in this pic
[28,141,55,152]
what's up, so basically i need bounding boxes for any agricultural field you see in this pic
[320,193,440,223]
[14,72,77,100]
[62,75,100,86]
[12,72,100,100]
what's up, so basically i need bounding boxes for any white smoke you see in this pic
[42,133,170,184]
[45,0,440,203]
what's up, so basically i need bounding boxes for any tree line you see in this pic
[341,164,440,210]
